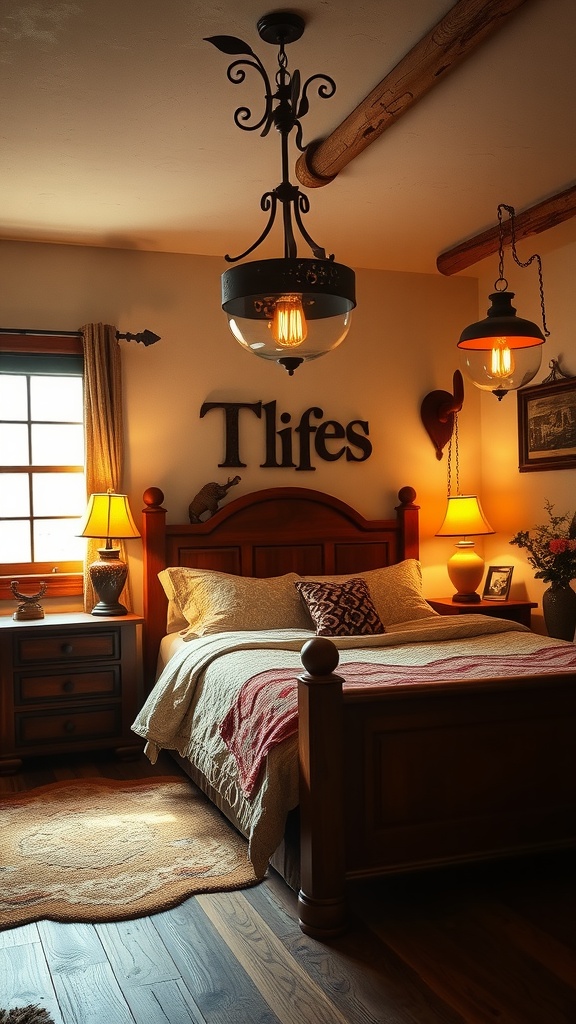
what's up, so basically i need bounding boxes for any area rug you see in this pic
[0,1008,54,1023]
[0,776,261,930]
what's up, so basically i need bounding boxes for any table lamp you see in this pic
[436,494,494,602]
[78,491,140,616]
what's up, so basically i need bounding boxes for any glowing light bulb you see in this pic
[490,338,515,378]
[271,295,308,348]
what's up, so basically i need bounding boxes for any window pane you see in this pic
[0,424,30,465]
[33,473,86,516]
[0,473,30,515]
[31,424,84,465]
[31,376,83,422]
[0,375,28,420]
[34,517,85,562]
[0,520,31,561]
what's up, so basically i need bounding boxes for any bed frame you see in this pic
[141,485,576,939]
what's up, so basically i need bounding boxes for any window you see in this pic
[0,336,85,597]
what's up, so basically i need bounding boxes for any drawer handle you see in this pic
[63,720,76,734]
[62,680,75,694]
[62,643,74,656]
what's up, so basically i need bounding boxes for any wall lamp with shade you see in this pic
[77,491,140,616]
[206,12,356,375]
[457,203,550,401]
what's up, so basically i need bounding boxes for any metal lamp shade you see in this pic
[458,291,544,397]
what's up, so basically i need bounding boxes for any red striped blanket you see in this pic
[219,646,576,797]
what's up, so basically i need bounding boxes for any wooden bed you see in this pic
[140,485,576,939]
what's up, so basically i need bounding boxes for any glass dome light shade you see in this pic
[222,257,356,372]
[457,291,544,394]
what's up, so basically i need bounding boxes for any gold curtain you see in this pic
[81,323,131,612]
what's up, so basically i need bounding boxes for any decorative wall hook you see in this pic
[420,369,464,460]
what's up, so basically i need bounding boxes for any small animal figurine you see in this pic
[11,580,48,621]
[188,475,241,523]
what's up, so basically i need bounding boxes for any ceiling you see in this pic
[1,0,575,277]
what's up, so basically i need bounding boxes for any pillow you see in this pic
[302,559,438,627]
[158,567,312,637]
[295,577,385,637]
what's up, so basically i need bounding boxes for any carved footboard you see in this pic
[297,638,576,939]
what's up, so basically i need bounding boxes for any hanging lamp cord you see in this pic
[446,413,460,498]
[497,204,550,337]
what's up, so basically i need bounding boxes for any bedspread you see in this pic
[131,614,571,876]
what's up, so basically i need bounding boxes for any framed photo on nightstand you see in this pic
[482,565,513,601]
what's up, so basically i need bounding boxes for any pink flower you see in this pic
[549,539,569,554]
[549,538,576,554]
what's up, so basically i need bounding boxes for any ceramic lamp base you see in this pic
[447,540,484,603]
[89,549,128,616]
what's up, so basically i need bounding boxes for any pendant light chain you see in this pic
[497,204,550,337]
[446,413,460,498]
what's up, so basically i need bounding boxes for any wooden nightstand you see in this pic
[427,598,537,628]
[0,612,144,774]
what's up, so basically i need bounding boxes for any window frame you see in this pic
[0,334,85,599]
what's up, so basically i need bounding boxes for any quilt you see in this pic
[131,615,573,876]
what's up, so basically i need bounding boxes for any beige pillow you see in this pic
[158,567,312,637]
[302,559,437,627]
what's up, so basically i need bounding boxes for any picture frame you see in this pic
[482,565,513,601]
[518,376,576,472]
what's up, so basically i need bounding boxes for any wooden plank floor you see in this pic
[1,751,575,1023]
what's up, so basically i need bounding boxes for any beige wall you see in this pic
[8,234,570,621]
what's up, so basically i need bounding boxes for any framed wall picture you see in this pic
[518,376,576,472]
[482,565,513,601]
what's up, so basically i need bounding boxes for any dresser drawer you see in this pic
[15,668,120,704]
[15,706,122,746]
[14,631,119,665]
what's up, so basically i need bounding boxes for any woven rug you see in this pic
[0,1008,54,1023]
[0,776,260,930]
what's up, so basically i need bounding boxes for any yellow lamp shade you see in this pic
[435,495,494,538]
[78,492,140,544]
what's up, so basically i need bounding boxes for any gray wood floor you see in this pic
[1,752,575,1024]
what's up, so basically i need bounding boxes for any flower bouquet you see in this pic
[510,500,576,587]
[511,500,576,639]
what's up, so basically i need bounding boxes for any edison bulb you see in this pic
[490,339,515,378]
[271,295,308,348]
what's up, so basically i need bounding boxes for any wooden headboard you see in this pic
[141,485,420,687]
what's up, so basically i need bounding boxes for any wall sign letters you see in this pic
[200,401,372,471]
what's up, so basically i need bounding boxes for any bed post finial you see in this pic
[298,637,347,938]
[396,486,419,561]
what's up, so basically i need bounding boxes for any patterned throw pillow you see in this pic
[295,577,385,637]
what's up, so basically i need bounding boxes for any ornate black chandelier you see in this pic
[206,12,356,374]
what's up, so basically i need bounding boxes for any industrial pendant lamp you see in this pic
[206,13,356,374]
[457,203,550,400]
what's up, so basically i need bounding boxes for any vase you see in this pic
[542,584,576,641]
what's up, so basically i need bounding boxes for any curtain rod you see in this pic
[0,328,81,336]
[0,327,161,345]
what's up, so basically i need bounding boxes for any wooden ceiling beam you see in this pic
[295,0,532,189]
[436,184,576,274]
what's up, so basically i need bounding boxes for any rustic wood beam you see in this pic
[295,0,532,189]
[436,184,576,275]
